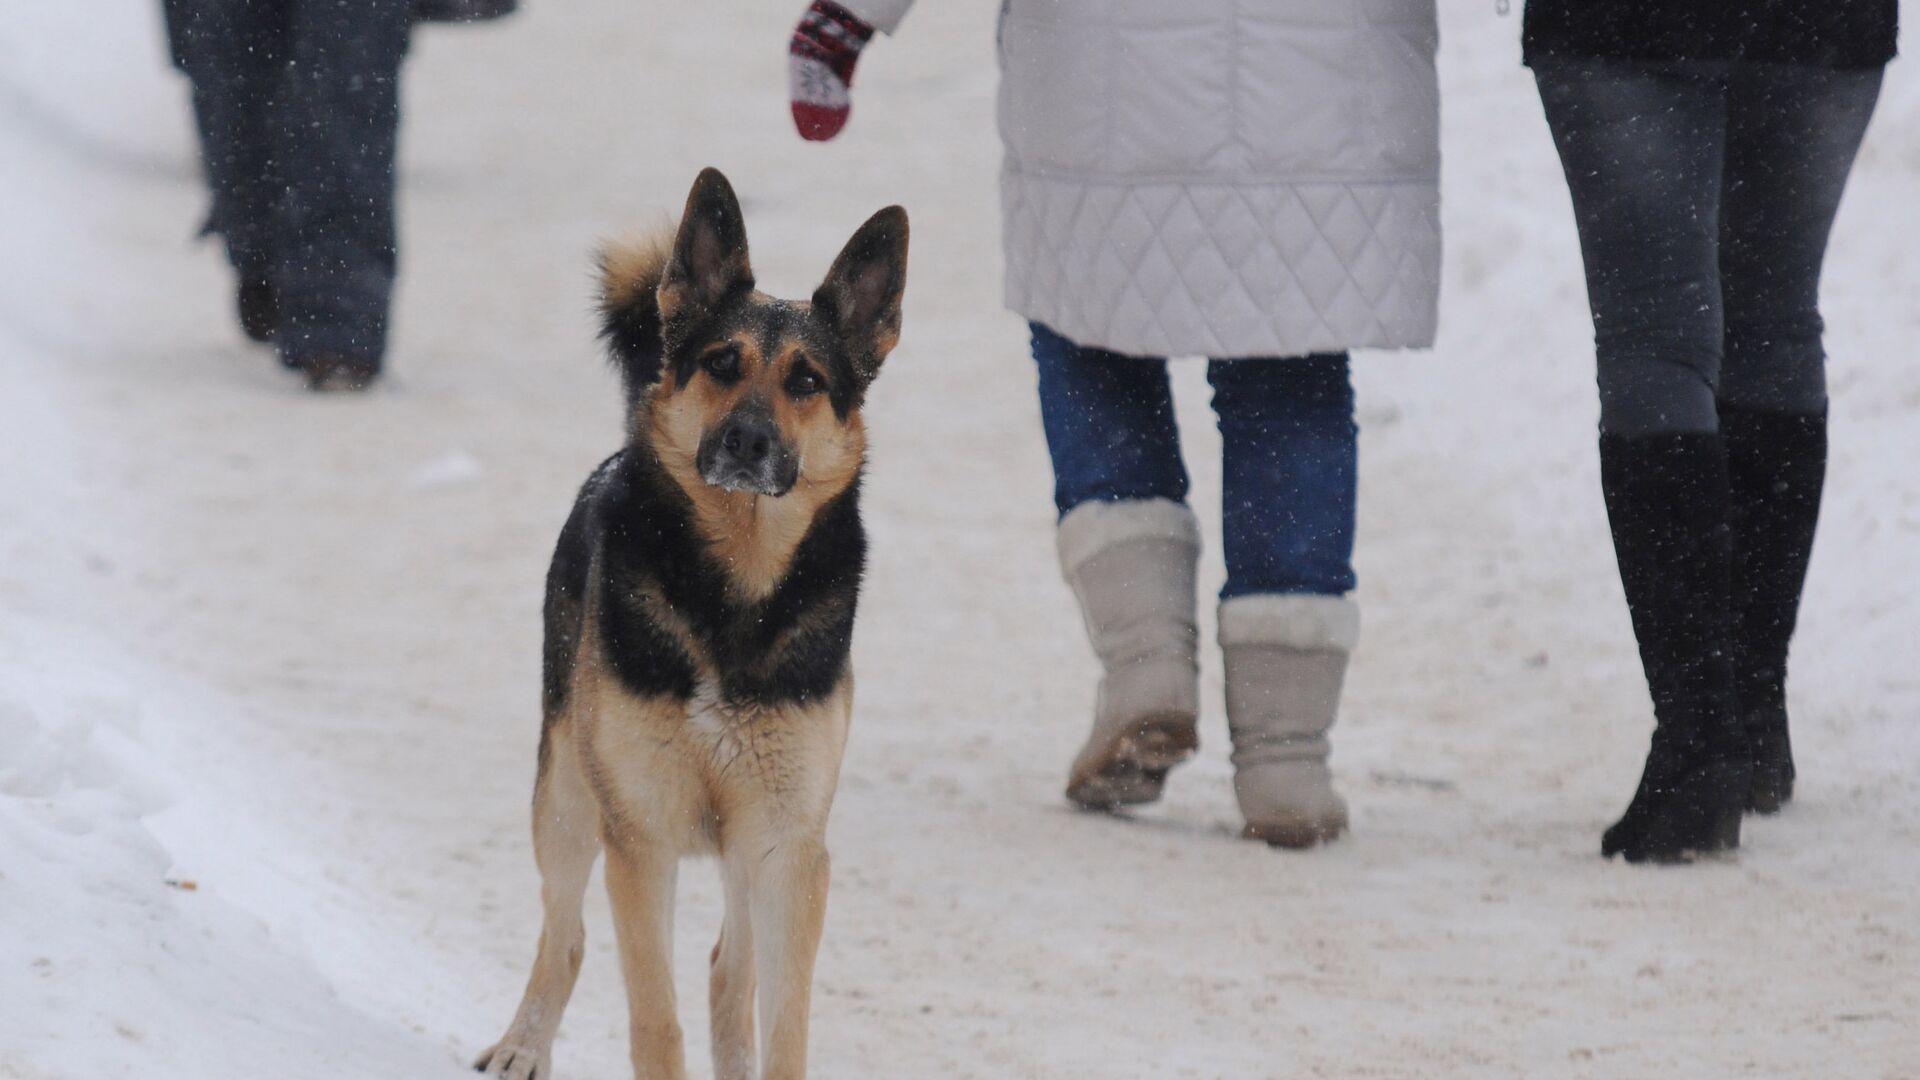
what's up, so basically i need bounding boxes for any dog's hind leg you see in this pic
[605,834,688,1080]
[749,832,832,1080]
[477,721,602,1080]
[708,856,757,1080]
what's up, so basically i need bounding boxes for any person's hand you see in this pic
[789,1,875,141]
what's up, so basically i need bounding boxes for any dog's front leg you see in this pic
[749,833,831,1080]
[604,836,688,1080]
[709,856,757,1080]
[477,721,603,1080]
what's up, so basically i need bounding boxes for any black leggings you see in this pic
[1535,59,1883,433]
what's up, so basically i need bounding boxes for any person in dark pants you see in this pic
[163,0,411,391]
[1524,1,1897,863]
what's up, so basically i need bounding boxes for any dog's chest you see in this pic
[681,678,739,748]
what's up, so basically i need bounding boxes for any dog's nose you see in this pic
[718,412,777,465]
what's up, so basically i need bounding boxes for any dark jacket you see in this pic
[1523,1,1898,69]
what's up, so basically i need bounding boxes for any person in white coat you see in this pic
[790,0,1441,846]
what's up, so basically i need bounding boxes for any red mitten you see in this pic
[789,1,875,141]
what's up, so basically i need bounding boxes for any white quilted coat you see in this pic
[845,0,1442,359]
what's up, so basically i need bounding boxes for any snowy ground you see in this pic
[4,3,1919,1078]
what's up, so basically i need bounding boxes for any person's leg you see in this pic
[1208,354,1358,847]
[1537,60,1729,435]
[169,0,286,341]
[1032,321,1190,513]
[1536,59,1747,862]
[1717,62,1885,812]
[274,0,411,382]
[1209,355,1357,600]
[1031,322,1201,811]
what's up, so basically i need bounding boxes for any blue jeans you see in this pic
[1534,58,1883,434]
[1031,322,1357,600]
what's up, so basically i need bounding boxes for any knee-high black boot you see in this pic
[1598,432,1750,862]
[1723,406,1827,813]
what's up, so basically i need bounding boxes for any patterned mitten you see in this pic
[789,1,875,141]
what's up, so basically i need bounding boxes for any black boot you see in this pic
[237,274,279,344]
[412,0,517,22]
[1723,406,1827,813]
[1598,432,1750,863]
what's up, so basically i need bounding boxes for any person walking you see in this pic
[1524,1,1897,862]
[789,1,1441,846]
[162,0,412,391]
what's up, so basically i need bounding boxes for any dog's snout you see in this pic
[720,414,776,465]
[698,403,797,496]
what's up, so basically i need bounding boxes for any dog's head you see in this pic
[621,168,907,505]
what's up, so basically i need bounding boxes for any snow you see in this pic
[3,2,1918,1078]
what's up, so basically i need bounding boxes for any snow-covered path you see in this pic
[4,4,1918,1077]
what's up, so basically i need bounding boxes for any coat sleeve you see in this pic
[836,0,915,35]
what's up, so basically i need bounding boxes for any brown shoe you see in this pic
[299,351,380,392]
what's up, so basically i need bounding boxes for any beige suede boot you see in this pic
[1219,594,1358,847]
[1057,499,1201,810]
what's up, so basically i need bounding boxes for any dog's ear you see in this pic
[813,205,908,386]
[658,167,754,324]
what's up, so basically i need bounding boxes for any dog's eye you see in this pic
[786,365,824,399]
[701,347,741,382]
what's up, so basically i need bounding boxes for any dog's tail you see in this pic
[597,224,674,412]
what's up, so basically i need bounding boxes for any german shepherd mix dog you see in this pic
[476,168,907,1080]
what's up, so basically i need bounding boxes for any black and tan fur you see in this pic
[476,168,906,1080]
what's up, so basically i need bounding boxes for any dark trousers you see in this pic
[1030,322,1359,600]
[165,0,410,367]
[1534,59,1882,434]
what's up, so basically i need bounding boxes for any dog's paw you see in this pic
[474,1040,550,1080]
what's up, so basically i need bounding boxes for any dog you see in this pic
[476,167,907,1080]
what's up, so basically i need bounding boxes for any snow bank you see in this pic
[0,623,468,1079]
[0,336,468,1078]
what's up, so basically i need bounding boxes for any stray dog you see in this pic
[477,168,907,1080]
